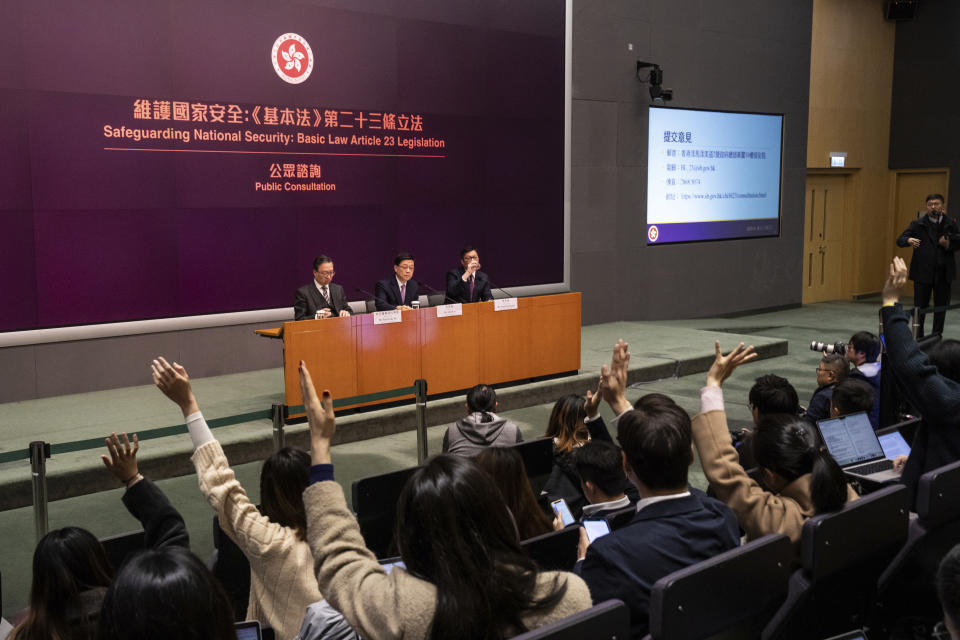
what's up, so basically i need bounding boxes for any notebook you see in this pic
[815,412,900,482]
[878,430,911,460]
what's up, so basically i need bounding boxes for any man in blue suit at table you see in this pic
[374,252,419,311]
[575,393,740,638]
[446,245,493,304]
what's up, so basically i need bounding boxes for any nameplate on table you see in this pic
[436,303,463,318]
[494,297,518,311]
[373,309,402,325]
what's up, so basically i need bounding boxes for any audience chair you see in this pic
[603,505,636,531]
[873,460,960,635]
[211,514,251,620]
[875,416,921,446]
[521,526,580,572]
[98,529,145,570]
[761,485,910,640]
[644,534,792,640]
[508,437,555,496]
[352,464,423,558]
[509,599,630,640]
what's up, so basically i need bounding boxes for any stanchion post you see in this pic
[271,404,286,451]
[415,379,428,464]
[30,440,51,542]
[912,307,920,339]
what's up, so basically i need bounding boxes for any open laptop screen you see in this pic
[817,412,884,467]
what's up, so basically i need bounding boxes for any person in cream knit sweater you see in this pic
[297,361,593,640]
[152,356,323,640]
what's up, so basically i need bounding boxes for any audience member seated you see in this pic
[829,377,876,420]
[474,447,553,540]
[749,374,802,422]
[541,394,593,518]
[937,543,960,640]
[442,384,522,457]
[10,527,113,640]
[805,352,848,423]
[297,364,593,639]
[692,341,858,545]
[569,440,633,522]
[10,434,189,640]
[152,357,322,640]
[881,257,960,509]
[847,330,882,428]
[575,345,740,638]
[97,546,236,640]
[735,374,803,470]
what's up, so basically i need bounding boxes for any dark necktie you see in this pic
[468,275,475,301]
[321,286,330,305]
[400,283,406,303]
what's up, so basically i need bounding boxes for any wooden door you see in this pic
[803,174,847,303]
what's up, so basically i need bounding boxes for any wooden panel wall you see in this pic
[807,0,896,295]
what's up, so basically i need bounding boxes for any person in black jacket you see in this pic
[896,194,960,337]
[881,256,960,508]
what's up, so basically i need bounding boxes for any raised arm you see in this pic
[102,432,189,549]
[151,357,294,557]
[881,257,960,418]
[299,362,407,638]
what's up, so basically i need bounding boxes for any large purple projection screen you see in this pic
[0,0,565,332]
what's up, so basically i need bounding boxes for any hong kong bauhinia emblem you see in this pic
[271,33,314,84]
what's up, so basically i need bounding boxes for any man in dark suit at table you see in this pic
[445,245,493,304]
[374,252,419,311]
[294,255,353,320]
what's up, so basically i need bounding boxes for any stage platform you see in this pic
[0,317,792,510]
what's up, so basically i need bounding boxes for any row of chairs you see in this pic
[512,459,960,639]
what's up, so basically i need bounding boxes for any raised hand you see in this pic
[599,340,632,415]
[299,360,336,464]
[705,341,757,388]
[101,432,142,487]
[151,356,199,416]
[881,256,909,306]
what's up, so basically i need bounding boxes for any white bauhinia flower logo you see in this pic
[271,33,314,84]
[282,44,305,72]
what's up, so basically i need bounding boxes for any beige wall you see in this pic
[808,0,895,295]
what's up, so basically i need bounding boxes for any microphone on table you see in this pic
[419,282,460,305]
[355,288,397,311]
[486,279,517,301]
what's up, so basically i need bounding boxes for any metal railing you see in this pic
[1,380,428,542]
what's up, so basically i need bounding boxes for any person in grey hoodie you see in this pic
[442,384,523,457]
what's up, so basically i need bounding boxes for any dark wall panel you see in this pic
[570,0,812,321]
[889,0,960,199]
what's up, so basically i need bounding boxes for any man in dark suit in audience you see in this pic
[572,440,635,521]
[575,392,740,638]
[294,255,353,320]
[374,252,419,311]
[445,245,493,304]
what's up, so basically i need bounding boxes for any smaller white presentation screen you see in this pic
[646,107,783,244]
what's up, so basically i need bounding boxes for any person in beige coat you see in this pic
[691,342,859,544]
[152,357,324,640]
[297,362,593,640]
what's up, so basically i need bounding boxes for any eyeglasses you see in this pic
[316,271,334,277]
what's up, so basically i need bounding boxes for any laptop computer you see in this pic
[815,412,900,483]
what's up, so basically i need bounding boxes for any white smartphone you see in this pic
[582,519,611,543]
[550,499,575,527]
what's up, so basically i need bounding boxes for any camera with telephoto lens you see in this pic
[810,340,847,355]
